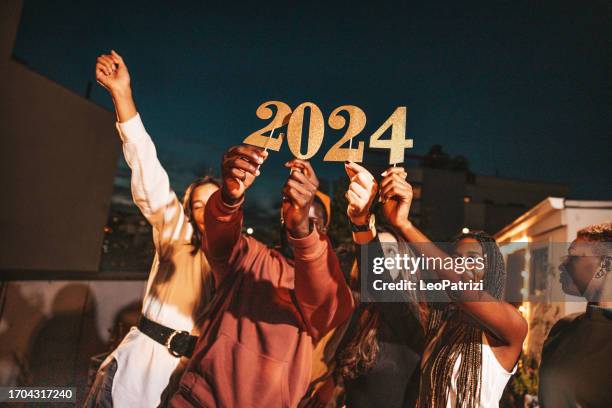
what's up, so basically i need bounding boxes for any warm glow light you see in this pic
[462,227,470,234]
[246,227,254,235]
[520,302,531,352]
[517,234,530,243]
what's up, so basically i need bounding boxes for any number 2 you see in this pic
[243,101,292,151]
[324,105,366,162]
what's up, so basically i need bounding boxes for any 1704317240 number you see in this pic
[2,387,75,402]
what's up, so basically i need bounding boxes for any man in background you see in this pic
[539,222,612,407]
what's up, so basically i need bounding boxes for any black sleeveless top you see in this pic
[343,302,424,408]
[343,235,425,408]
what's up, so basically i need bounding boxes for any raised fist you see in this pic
[95,50,130,95]
[221,144,268,204]
[344,161,378,225]
[282,159,320,238]
[380,166,412,229]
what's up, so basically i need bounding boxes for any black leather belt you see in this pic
[138,316,197,358]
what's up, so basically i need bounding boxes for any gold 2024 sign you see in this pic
[243,101,413,164]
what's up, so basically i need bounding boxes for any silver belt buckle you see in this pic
[165,330,189,357]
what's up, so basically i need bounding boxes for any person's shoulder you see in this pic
[245,236,291,263]
[542,312,584,352]
[549,312,583,335]
[242,234,266,252]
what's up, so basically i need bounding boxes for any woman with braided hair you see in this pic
[415,230,518,408]
[334,162,526,407]
[376,166,528,408]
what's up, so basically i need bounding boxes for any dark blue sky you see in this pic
[14,0,611,205]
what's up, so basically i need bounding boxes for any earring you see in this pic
[594,256,611,279]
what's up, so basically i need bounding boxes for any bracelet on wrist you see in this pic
[350,214,375,233]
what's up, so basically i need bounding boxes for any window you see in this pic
[529,247,548,296]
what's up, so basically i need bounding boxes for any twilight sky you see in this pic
[13,0,611,205]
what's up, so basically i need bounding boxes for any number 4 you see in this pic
[369,106,413,164]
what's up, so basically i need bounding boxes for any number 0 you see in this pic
[287,102,325,160]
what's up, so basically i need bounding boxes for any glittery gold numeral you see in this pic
[368,106,412,164]
[323,105,366,162]
[243,101,292,151]
[286,102,325,160]
[245,102,412,165]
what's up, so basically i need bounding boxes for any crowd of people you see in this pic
[86,51,612,408]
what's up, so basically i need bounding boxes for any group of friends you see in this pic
[85,51,612,408]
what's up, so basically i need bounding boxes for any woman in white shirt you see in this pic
[84,51,218,407]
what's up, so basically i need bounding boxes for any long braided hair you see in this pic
[417,230,506,408]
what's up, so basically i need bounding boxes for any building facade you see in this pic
[404,166,570,241]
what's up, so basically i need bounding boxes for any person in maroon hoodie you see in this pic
[171,144,354,408]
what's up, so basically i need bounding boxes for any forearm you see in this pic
[204,190,244,285]
[116,114,181,232]
[293,232,354,338]
[398,222,525,344]
[459,300,527,346]
[294,231,333,305]
[398,222,461,284]
[397,221,431,244]
[111,88,137,123]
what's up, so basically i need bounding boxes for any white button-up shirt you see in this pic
[101,114,213,407]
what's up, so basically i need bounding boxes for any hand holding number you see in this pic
[282,159,320,238]
[380,167,412,229]
[344,161,378,225]
[221,145,268,205]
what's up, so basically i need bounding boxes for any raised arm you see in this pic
[204,145,268,286]
[344,162,418,306]
[379,167,527,351]
[96,51,186,253]
[344,161,378,245]
[282,159,354,341]
[293,229,353,341]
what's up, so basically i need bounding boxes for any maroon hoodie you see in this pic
[171,190,354,407]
